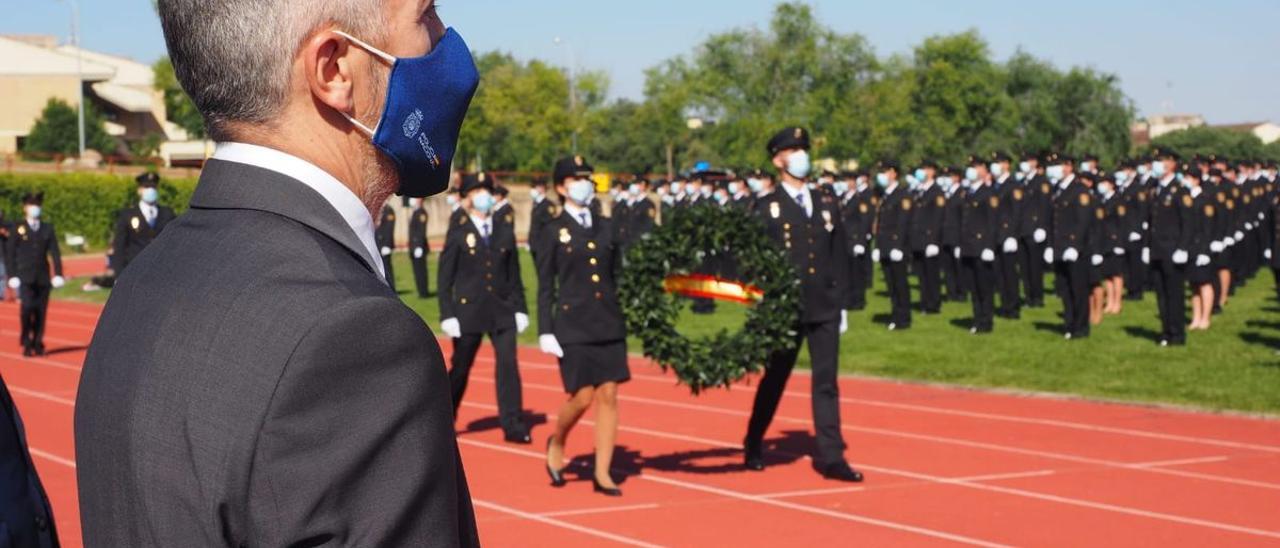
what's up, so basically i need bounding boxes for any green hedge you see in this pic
[0,172,198,249]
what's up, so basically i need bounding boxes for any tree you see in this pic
[1150,126,1269,161]
[153,57,206,139]
[22,97,117,157]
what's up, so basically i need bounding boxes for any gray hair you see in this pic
[157,0,385,141]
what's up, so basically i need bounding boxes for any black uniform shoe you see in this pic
[22,346,32,357]
[743,444,765,471]
[545,437,566,487]
[504,431,532,445]
[816,461,864,483]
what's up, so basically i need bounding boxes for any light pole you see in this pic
[553,37,578,155]
[58,0,86,161]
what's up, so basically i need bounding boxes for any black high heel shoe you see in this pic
[545,437,566,487]
[592,475,622,497]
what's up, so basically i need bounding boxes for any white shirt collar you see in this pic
[563,201,592,227]
[470,212,491,233]
[211,142,385,280]
[782,182,809,203]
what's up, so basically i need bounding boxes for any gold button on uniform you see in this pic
[460,298,468,304]
[589,258,598,265]
[587,242,597,250]
[591,274,601,283]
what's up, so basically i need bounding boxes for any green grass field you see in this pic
[54,250,1280,414]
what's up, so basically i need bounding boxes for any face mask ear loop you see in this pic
[332,30,395,137]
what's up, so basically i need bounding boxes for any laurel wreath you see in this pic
[619,204,802,394]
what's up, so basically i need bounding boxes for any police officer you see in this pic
[408,196,432,298]
[909,161,945,314]
[957,158,999,333]
[492,185,515,237]
[376,201,397,290]
[1018,152,1052,308]
[113,172,176,275]
[1145,150,1194,346]
[537,156,630,496]
[6,193,64,357]
[844,171,877,310]
[990,152,1024,319]
[744,127,860,482]
[875,160,912,331]
[439,172,532,444]
[625,177,657,247]
[941,166,967,302]
[1045,154,1093,340]
[528,178,558,260]
[1120,158,1152,301]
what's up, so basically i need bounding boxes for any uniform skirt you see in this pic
[559,340,631,394]
[1102,255,1125,279]
[1188,262,1215,286]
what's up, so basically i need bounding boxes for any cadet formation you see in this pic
[20,129,1279,494]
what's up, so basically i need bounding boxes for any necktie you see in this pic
[147,206,156,228]
[579,212,590,229]
[795,191,809,217]
[481,222,490,246]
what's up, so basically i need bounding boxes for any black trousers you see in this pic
[410,251,430,298]
[912,252,942,313]
[847,254,867,309]
[996,250,1021,316]
[859,254,874,305]
[882,260,912,327]
[962,257,995,331]
[1056,260,1090,337]
[1125,244,1146,299]
[18,282,50,350]
[1020,237,1046,306]
[448,327,527,435]
[381,255,396,291]
[1151,260,1186,344]
[942,246,963,301]
[745,319,846,466]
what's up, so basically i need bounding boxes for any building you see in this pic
[1210,122,1280,145]
[1130,114,1207,147]
[0,35,195,162]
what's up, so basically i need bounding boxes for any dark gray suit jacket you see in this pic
[74,159,478,547]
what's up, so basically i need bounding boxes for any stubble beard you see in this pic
[358,62,398,217]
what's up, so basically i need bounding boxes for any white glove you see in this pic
[872,249,881,263]
[440,318,462,339]
[515,312,529,334]
[1225,236,1237,247]
[1245,222,1254,231]
[1033,229,1047,243]
[1002,238,1019,254]
[1142,222,1149,231]
[925,244,940,258]
[1172,250,1189,265]
[7,278,18,290]
[954,247,962,260]
[1209,241,1224,254]
[413,247,424,259]
[1044,248,1055,264]
[51,276,65,289]
[889,249,905,263]
[539,334,565,358]
[1260,212,1267,221]
[981,249,995,262]
[1128,232,1142,242]
[1195,254,1210,267]
[839,310,848,334]
[381,246,392,257]
[853,244,866,256]
[1267,249,1274,260]
[1235,231,1245,241]
[1062,248,1079,263]
[1091,254,1103,266]
[1142,247,1150,264]
[1113,247,1126,256]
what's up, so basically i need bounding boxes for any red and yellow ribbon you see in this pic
[663,274,765,304]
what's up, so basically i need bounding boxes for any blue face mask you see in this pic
[1046,165,1065,181]
[914,169,927,182]
[832,181,850,195]
[25,205,41,219]
[714,193,729,205]
[141,187,159,204]
[875,173,890,188]
[470,191,494,213]
[727,182,740,195]
[786,150,812,180]
[671,182,684,195]
[965,167,979,182]
[1019,161,1032,174]
[337,29,480,198]
[567,180,594,205]
[747,178,764,193]
[990,163,1005,177]
[1114,171,1129,185]
[1151,161,1167,178]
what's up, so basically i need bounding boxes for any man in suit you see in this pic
[957,159,999,333]
[909,161,945,314]
[6,193,64,357]
[743,127,861,483]
[75,1,478,545]
[1045,154,1094,340]
[112,172,177,274]
[438,173,531,444]
[377,201,398,290]
[1145,149,1195,346]
[625,177,657,248]
[527,178,557,260]
[408,196,432,298]
[990,152,1024,318]
[0,372,59,547]
[875,160,913,330]
[843,172,877,310]
[1017,152,1051,308]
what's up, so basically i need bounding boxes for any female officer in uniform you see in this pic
[538,156,629,497]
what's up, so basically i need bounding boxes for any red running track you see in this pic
[5,299,1280,547]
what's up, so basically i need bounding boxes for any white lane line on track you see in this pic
[949,470,1057,483]
[462,380,1280,540]
[758,486,865,499]
[0,351,84,373]
[471,498,665,548]
[1131,456,1230,468]
[9,386,76,406]
[30,448,76,469]
[458,437,1008,548]
[538,503,662,518]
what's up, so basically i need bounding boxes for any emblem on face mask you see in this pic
[403,109,424,138]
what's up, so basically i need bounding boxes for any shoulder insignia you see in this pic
[871,196,881,207]
[1205,205,1215,218]
[457,216,467,226]
[648,208,656,218]
[1095,208,1105,220]
[465,233,477,248]
[1041,183,1051,194]
[1079,193,1091,206]
[388,214,395,222]
[1013,188,1024,201]
[559,227,572,244]
[859,203,868,214]
[1118,205,1127,216]
[1138,192,1147,202]
[769,201,781,219]
[550,204,561,218]
[1182,195,1193,208]
[1226,200,1235,210]
[17,226,25,236]
[131,216,141,230]
[418,213,427,222]
[1216,192,1226,204]
[902,198,912,211]
[989,196,1000,209]
[1244,195,1252,204]
[505,214,514,225]
[936,196,946,208]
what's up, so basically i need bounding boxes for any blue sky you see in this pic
[4,0,1279,123]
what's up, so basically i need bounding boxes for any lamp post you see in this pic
[553,36,578,155]
[57,0,86,161]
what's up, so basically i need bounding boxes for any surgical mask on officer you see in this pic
[727,182,741,195]
[446,194,460,208]
[1046,165,1065,181]
[990,163,1005,177]
[141,187,160,204]
[714,191,730,205]
[470,190,495,213]
[25,205,41,219]
[1019,161,1032,174]
[567,179,595,206]
[1114,172,1129,185]
[1151,161,1167,178]
[875,173,891,188]
[747,178,764,193]
[965,167,979,182]
[671,181,685,195]
[785,150,812,180]
[629,183,642,197]
[832,181,850,196]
